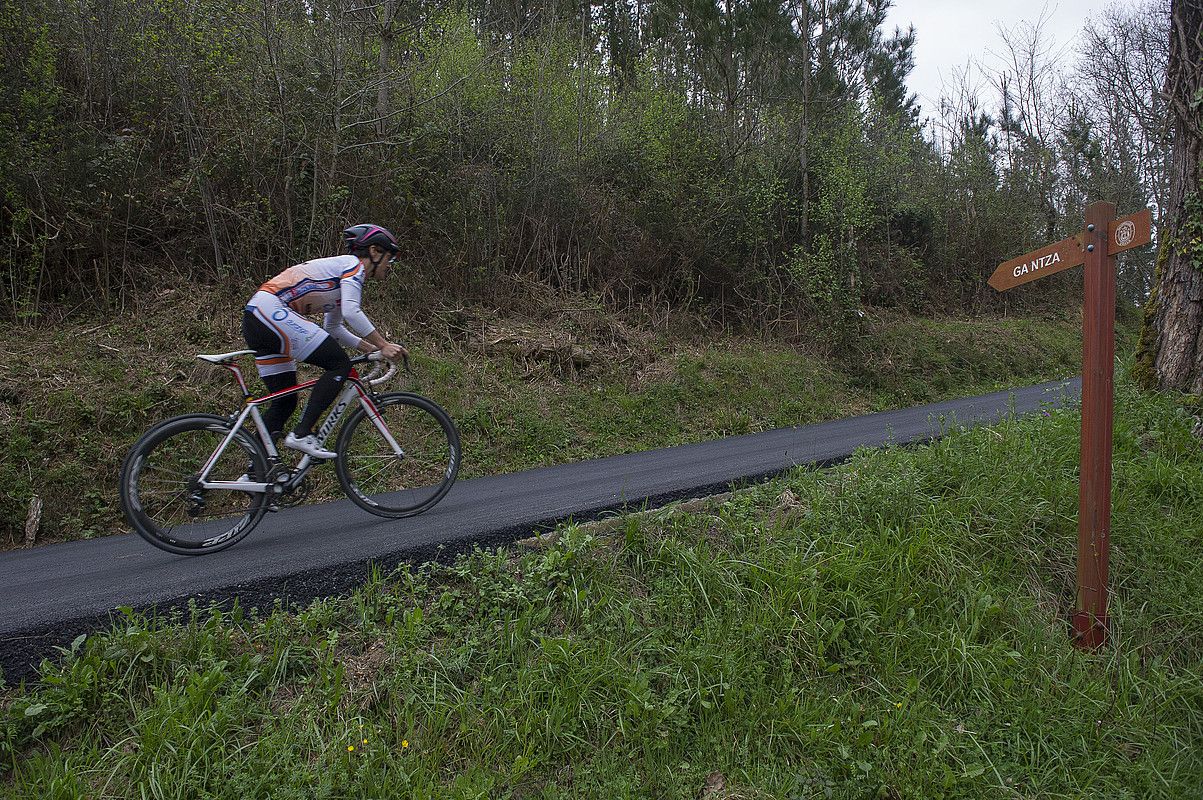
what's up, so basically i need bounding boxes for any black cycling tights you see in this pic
[294,336,353,437]
[254,338,352,439]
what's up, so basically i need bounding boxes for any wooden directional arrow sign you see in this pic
[1108,208,1153,255]
[988,235,1086,292]
[989,208,1153,293]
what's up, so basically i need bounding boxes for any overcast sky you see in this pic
[884,0,1114,117]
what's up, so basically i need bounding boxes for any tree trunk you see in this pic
[1136,0,1203,393]
[798,0,812,244]
[376,0,396,136]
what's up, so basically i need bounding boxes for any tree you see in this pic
[1135,0,1203,393]
[1078,0,1171,212]
[1074,0,1170,303]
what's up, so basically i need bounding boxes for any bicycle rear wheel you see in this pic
[335,392,460,518]
[119,414,269,555]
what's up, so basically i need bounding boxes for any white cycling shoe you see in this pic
[284,432,337,460]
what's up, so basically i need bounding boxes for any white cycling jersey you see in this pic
[244,255,376,375]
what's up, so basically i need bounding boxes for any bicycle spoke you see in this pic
[403,455,443,471]
[140,469,193,484]
[146,491,241,520]
[355,456,407,488]
[356,448,444,487]
[137,477,205,492]
[145,493,189,524]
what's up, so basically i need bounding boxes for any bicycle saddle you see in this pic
[196,349,256,364]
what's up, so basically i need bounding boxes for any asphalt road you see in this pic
[0,378,1079,682]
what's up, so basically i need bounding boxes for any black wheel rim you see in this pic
[340,398,457,514]
[130,423,264,550]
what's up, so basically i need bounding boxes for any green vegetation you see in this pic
[3,374,1199,797]
[0,293,1097,547]
[1,2,1190,792]
[2,0,1161,323]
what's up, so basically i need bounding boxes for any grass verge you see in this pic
[2,374,1199,798]
[1,289,1101,547]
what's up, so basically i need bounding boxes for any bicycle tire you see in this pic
[335,392,461,518]
[119,414,270,555]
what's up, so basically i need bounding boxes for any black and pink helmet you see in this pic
[342,223,399,255]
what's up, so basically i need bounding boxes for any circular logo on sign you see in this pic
[1115,220,1135,248]
[271,309,289,321]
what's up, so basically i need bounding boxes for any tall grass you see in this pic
[3,376,1199,798]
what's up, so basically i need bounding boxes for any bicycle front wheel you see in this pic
[335,392,460,518]
[119,414,269,555]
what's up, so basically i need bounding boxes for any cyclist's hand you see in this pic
[380,342,408,362]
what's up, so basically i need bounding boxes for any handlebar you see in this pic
[350,350,411,386]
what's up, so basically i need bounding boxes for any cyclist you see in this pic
[242,224,407,460]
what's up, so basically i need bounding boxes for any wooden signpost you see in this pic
[988,202,1152,650]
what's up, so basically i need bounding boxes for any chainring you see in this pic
[276,474,312,507]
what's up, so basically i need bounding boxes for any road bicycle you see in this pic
[119,349,460,555]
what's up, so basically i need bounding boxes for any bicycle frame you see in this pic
[196,359,404,494]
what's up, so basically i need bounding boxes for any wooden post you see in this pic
[1072,200,1117,650]
[988,204,1148,650]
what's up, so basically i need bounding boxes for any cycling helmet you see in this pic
[342,223,399,255]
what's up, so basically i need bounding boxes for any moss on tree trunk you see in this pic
[1135,0,1203,394]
